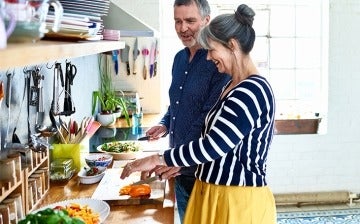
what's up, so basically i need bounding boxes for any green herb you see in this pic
[101,141,139,153]
[18,208,85,224]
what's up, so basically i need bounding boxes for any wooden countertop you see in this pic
[35,170,175,224]
[35,114,175,223]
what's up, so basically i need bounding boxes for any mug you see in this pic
[0,0,16,49]
[4,0,63,43]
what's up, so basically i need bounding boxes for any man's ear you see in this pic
[204,15,210,25]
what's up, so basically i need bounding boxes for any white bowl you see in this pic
[77,166,106,184]
[84,153,113,167]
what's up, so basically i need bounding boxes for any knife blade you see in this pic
[121,44,131,75]
[153,39,158,77]
[133,38,139,74]
[131,175,160,186]
[149,42,156,78]
[137,136,150,141]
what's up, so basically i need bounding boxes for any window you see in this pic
[214,1,328,122]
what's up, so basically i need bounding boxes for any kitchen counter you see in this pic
[35,114,176,223]
[35,172,175,223]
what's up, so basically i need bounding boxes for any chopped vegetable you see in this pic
[119,184,151,197]
[86,167,100,176]
[18,208,85,224]
[101,141,140,153]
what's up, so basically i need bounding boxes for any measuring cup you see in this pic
[4,0,63,43]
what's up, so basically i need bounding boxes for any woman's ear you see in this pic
[228,38,239,51]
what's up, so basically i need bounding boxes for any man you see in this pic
[145,0,230,222]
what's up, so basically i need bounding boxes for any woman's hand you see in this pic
[120,154,162,179]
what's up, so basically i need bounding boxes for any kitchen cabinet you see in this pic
[0,40,125,70]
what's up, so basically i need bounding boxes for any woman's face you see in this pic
[206,39,233,74]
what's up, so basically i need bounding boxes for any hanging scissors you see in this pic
[62,61,77,116]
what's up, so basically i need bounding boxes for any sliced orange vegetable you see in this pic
[119,184,151,197]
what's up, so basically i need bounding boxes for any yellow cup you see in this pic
[51,144,83,172]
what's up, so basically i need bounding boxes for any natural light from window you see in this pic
[160,0,328,131]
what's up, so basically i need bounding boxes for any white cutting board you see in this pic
[91,168,165,205]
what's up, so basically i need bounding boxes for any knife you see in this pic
[121,44,131,75]
[149,42,156,78]
[133,38,140,74]
[137,136,150,141]
[131,175,160,185]
[153,39,158,77]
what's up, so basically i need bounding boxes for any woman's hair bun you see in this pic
[234,4,255,26]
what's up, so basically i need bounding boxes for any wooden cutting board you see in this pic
[91,168,166,205]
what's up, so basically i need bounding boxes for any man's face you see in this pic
[174,2,209,48]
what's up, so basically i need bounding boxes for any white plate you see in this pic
[33,198,110,223]
[96,141,142,160]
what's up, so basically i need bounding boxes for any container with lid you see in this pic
[50,158,74,182]
[1,198,17,224]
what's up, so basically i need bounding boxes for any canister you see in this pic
[0,205,10,224]
[27,185,34,209]
[30,174,43,199]
[28,178,38,203]
[33,170,46,195]
[1,198,17,224]
[9,193,23,220]
[38,167,50,192]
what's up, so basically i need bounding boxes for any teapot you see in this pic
[4,0,63,43]
[0,0,15,48]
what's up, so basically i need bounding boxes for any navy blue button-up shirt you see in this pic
[160,48,230,176]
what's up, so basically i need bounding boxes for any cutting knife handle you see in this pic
[153,62,157,77]
[149,64,154,78]
[126,62,131,75]
[143,65,147,80]
[133,60,137,74]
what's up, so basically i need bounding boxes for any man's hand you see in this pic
[146,124,167,140]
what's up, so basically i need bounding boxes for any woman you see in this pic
[121,4,277,223]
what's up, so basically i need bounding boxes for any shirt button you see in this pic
[179,86,183,89]
[185,71,188,74]
[172,117,175,120]
[170,131,174,134]
[176,101,179,104]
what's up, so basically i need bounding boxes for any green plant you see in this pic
[92,54,130,126]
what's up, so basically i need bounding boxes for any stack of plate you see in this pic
[103,29,121,41]
[45,0,111,41]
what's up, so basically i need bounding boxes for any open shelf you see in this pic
[0,40,125,69]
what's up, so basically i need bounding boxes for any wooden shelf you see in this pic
[0,40,125,69]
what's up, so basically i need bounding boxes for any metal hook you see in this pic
[23,66,29,74]
[46,61,55,69]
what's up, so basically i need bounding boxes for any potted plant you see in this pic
[92,54,130,126]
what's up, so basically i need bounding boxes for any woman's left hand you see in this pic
[120,155,160,179]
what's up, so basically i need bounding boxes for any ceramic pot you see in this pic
[96,113,116,127]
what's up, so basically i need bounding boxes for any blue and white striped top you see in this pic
[163,75,275,186]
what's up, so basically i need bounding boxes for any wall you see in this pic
[267,0,360,194]
[0,55,99,148]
